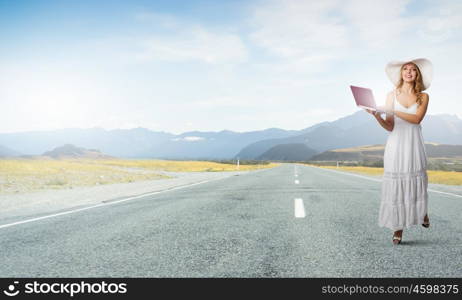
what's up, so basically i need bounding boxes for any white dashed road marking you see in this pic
[294,198,306,218]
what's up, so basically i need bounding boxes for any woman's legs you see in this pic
[393,229,403,244]
[423,214,430,227]
[392,214,429,244]
[424,214,429,223]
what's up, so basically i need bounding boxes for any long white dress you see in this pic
[378,89,429,231]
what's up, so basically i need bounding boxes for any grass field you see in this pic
[0,158,279,194]
[302,164,462,185]
[85,159,276,172]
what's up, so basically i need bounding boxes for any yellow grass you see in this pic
[302,164,462,185]
[0,158,279,194]
[332,145,385,152]
[85,159,279,172]
[426,170,462,185]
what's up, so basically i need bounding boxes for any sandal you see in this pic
[392,235,402,245]
[422,215,430,228]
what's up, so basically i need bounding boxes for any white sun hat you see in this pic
[385,58,433,90]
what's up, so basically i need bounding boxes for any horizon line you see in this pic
[0,111,459,135]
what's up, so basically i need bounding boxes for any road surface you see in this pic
[1,163,461,277]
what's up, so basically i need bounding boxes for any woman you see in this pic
[365,58,433,245]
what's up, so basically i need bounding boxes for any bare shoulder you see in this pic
[385,90,394,104]
[420,92,429,105]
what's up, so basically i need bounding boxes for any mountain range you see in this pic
[310,143,462,162]
[0,111,461,160]
[42,144,113,159]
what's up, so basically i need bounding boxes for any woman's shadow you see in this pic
[398,239,436,246]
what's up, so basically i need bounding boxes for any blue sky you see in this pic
[1,0,461,134]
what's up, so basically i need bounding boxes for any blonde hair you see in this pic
[396,62,425,105]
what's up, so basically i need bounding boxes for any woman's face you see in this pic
[401,63,418,84]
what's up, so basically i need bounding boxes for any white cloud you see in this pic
[417,0,462,43]
[191,96,260,108]
[249,0,348,57]
[247,0,349,76]
[302,108,337,118]
[134,25,248,64]
[343,0,412,48]
[171,136,206,142]
[246,0,431,73]
[1,1,461,135]
[134,11,181,29]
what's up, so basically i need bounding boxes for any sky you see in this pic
[1,0,461,134]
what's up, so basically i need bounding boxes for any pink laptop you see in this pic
[350,85,385,113]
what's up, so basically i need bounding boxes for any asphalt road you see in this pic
[1,163,461,277]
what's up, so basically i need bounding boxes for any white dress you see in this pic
[378,90,429,231]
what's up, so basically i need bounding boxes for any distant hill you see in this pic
[42,144,113,159]
[235,121,331,159]
[425,143,462,157]
[310,143,462,162]
[235,112,462,160]
[0,127,300,159]
[149,128,300,160]
[0,144,21,157]
[0,112,460,160]
[257,143,318,161]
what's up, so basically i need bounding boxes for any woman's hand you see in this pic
[364,108,378,117]
[377,105,395,116]
[384,108,395,115]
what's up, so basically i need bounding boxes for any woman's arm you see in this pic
[374,112,394,132]
[365,92,394,132]
[393,93,429,124]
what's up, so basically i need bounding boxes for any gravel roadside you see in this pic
[0,168,276,222]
